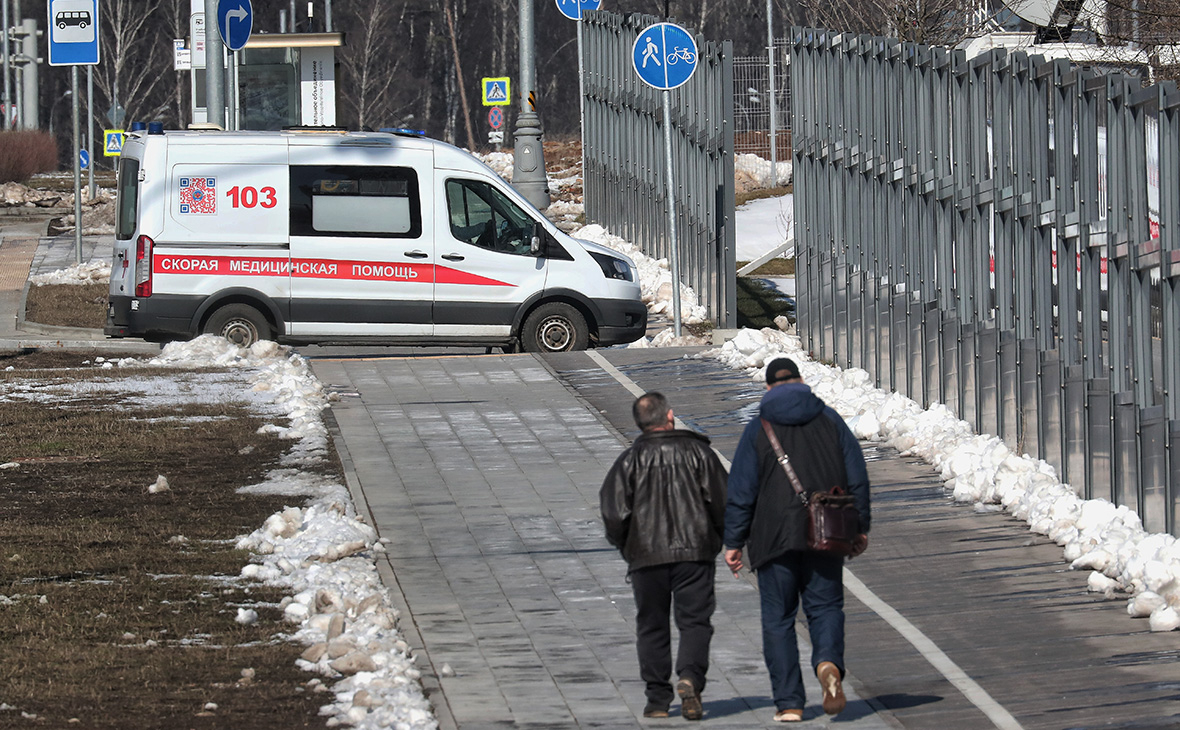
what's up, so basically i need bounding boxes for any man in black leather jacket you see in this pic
[600,392,728,721]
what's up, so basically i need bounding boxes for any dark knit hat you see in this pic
[765,357,801,385]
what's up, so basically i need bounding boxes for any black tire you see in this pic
[203,304,271,347]
[520,302,589,353]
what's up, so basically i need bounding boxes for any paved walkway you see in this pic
[313,352,899,728]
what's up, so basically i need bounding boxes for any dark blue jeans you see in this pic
[756,551,845,711]
[630,561,716,708]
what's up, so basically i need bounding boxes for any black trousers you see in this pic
[630,560,716,707]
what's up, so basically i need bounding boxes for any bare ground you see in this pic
[0,353,333,729]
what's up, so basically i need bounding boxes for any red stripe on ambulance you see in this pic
[153,254,515,287]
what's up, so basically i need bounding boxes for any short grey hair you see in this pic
[632,392,670,432]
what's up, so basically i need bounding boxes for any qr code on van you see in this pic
[179,177,217,214]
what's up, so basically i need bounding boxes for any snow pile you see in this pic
[30,260,111,286]
[707,324,1180,632]
[735,153,792,189]
[116,336,439,729]
[479,152,514,181]
[573,223,709,324]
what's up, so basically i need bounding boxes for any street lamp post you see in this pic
[512,0,550,209]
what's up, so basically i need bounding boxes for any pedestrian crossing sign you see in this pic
[103,129,125,157]
[482,77,511,106]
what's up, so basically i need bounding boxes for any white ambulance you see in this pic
[105,127,647,352]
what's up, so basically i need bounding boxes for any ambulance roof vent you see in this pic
[187,123,225,131]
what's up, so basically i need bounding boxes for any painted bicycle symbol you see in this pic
[666,46,697,65]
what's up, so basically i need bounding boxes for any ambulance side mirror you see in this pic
[530,222,543,256]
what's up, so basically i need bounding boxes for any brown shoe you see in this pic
[773,708,803,722]
[816,662,846,715]
[643,705,670,718]
[676,678,703,721]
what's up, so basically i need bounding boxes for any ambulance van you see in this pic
[105,127,647,352]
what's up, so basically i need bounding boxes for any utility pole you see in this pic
[2,0,11,130]
[204,0,225,127]
[511,0,550,209]
[766,0,777,187]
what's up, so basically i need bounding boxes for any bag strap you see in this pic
[760,418,809,505]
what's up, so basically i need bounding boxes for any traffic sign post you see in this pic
[78,149,89,170]
[554,0,601,20]
[217,0,251,131]
[47,0,99,66]
[48,0,100,265]
[103,129,125,157]
[217,0,252,51]
[632,22,699,337]
[482,77,511,106]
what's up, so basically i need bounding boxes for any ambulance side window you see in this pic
[289,165,421,238]
[115,158,140,240]
[445,179,537,257]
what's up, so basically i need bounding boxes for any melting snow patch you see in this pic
[705,326,1180,632]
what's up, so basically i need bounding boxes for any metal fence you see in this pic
[791,27,1180,535]
[734,40,792,158]
[581,10,737,327]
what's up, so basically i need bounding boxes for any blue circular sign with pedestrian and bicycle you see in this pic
[555,0,602,21]
[632,22,698,90]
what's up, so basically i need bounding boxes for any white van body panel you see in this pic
[105,129,647,351]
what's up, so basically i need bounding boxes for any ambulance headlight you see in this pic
[590,252,633,282]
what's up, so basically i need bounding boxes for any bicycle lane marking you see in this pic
[583,348,1025,730]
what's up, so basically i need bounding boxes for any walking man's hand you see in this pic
[724,548,743,577]
[849,534,869,558]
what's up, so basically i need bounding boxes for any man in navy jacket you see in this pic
[724,358,870,723]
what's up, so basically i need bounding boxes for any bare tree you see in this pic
[94,0,171,128]
[337,0,403,129]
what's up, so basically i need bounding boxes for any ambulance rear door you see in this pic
[286,143,433,337]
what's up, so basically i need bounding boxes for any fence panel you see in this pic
[791,26,1180,535]
[582,10,736,327]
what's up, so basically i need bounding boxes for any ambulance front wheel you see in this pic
[204,304,272,347]
[521,303,589,353]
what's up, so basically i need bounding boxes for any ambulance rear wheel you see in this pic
[204,304,271,347]
[521,303,589,353]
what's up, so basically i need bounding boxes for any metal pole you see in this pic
[204,0,225,127]
[72,66,82,264]
[324,0,332,32]
[663,91,682,336]
[87,65,94,199]
[289,0,296,32]
[226,50,236,130]
[511,0,550,209]
[1,0,11,130]
[766,0,777,187]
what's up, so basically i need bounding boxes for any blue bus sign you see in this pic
[632,22,698,91]
[555,0,602,21]
[47,0,100,66]
[217,0,253,52]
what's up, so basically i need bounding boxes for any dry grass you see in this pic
[0,131,58,183]
[0,357,332,729]
[24,282,108,329]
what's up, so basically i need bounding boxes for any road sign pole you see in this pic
[662,90,682,337]
[204,0,224,127]
[87,65,95,198]
[71,66,82,264]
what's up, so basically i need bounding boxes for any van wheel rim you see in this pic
[537,316,573,351]
[222,320,258,347]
